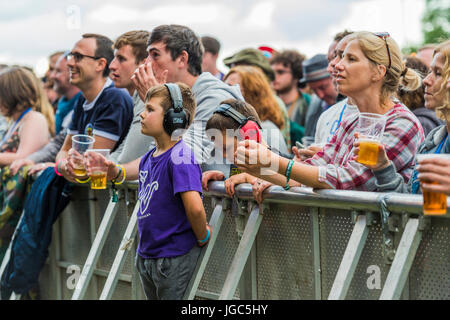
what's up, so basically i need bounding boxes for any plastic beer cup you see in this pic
[417,154,450,216]
[86,149,110,190]
[356,113,387,166]
[71,135,95,176]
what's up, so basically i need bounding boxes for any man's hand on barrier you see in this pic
[10,158,35,176]
[251,179,273,204]
[202,170,225,191]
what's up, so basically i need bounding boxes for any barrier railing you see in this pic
[12,181,450,300]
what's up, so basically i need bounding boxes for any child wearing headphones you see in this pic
[202,99,265,197]
[85,83,210,300]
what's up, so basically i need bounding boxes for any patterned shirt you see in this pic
[304,103,424,191]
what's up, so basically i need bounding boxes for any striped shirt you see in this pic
[304,103,424,191]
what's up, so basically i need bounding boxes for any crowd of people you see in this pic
[0,23,448,300]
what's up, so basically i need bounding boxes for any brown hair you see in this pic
[0,67,55,135]
[206,99,261,133]
[270,49,306,81]
[82,33,114,77]
[224,65,285,129]
[145,82,196,127]
[114,30,151,64]
[397,56,429,111]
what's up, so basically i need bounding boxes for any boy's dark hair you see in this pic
[206,99,261,133]
[82,33,114,77]
[201,36,221,55]
[114,30,151,64]
[148,25,203,76]
[145,82,196,128]
[270,49,306,81]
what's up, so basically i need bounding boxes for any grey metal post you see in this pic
[184,199,226,300]
[311,207,322,300]
[99,202,139,300]
[328,214,369,300]
[219,205,262,300]
[379,218,422,300]
[71,198,119,300]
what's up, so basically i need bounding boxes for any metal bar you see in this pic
[219,205,262,300]
[184,202,225,300]
[0,211,25,281]
[88,189,99,298]
[311,207,322,300]
[71,198,119,300]
[328,215,369,300]
[379,218,422,300]
[57,261,132,283]
[99,203,139,300]
[49,218,62,300]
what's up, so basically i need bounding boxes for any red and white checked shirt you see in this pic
[304,103,424,191]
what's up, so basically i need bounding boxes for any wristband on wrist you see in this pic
[112,164,122,181]
[112,164,126,185]
[54,159,65,177]
[75,177,91,184]
[284,159,295,190]
[197,225,210,244]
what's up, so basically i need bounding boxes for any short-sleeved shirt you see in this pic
[137,139,203,259]
[68,79,133,152]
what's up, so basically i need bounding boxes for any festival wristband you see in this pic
[112,164,122,181]
[284,159,295,190]
[112,164,126,185]
[198,225,210,244]
[54,159,66,177]
[75,177,91,184]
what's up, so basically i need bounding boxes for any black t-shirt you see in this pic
[68,81,133,152]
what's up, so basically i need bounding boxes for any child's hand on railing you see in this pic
[202,170,225,191]
[224,172,253,197]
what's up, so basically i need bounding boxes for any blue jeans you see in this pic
[135,245,201,300]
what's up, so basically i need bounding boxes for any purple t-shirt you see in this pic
[137,139,203,259]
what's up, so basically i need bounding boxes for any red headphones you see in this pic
[213,103,262,142]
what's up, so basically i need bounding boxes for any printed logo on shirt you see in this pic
[85,123,94,136]
[138,170,158,219]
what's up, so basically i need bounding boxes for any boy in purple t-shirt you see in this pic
[85,83,210,300]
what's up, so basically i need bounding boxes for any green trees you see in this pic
[422,0,450,45]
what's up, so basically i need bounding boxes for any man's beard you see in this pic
[275,82,296,95]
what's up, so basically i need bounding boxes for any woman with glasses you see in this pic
[234,31,424,200]
[355,39,450,194]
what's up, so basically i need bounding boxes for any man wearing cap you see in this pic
[300,54,339,138]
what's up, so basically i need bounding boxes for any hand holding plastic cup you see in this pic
[417,153,450,216]
[85,149,110,189]
[355,113,387,166]
[71,135,95,177]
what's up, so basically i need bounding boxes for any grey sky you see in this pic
[0,0,425,75]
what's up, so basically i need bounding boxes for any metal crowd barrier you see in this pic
[28,181,449,300]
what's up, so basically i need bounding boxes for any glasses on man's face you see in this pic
[273,69,292,76]
[67,52,100,62]
[373,32,391,70]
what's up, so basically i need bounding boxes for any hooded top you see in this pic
[183,72,244,172]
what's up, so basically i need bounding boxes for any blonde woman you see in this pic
[235,31,424,198]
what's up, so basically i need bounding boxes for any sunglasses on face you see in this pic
[67,52,101,62]
[373,32,391,69]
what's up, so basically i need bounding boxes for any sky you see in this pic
[0,0,426,77]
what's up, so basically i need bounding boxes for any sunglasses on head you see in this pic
[373,32,391,70]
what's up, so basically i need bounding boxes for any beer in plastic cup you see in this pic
[86,149,110,190]
[417,154,449,216]
[356,113,386,166]
[71,135,95,176]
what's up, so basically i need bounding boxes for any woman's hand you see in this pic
[352,132,390,171]
[201,170,225,191]
[292,144,323,161]
[235,140,278,175]
[9,158,35,176]
[28,162,54,176]
[251,179,273,204]
[417,156,450,196]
